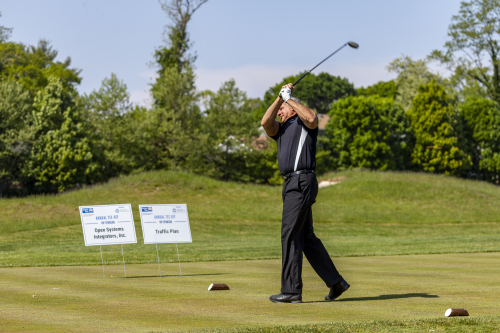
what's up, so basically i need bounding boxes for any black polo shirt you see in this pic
[270,115,318,176]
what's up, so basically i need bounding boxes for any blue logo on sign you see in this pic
[82,208,94,213]
[142,207,153,212]
[172,208,176,213]
[115,209,119,213]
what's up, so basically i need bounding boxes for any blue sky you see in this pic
[1,0,462,105]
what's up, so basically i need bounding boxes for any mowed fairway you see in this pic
[1,253,500,332]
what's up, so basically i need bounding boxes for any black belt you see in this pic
[283,169,315,181]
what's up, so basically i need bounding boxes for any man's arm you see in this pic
[261,97,282,137]
[287,98,318,129]
[280,83,317,129]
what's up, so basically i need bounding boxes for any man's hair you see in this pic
[290,96,301,104]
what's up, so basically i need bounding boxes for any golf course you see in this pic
[1,170,500,332]
[5,0,500,331]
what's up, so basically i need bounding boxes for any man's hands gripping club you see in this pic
[279,86,292,102]
[279,83,318,130]
[279,83,294,103]
[260,83,318,138]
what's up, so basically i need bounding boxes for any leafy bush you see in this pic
[356,80,398,100]
[193,80,278,184]
[24,78,104,193]
[461,97,500,182]
[0,80,31,197]
[324,96,413,171]
[408,81,471,176]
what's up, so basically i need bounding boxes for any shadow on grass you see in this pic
[121,273,229,279]
[302,293,439,303]
[338,292,439,302]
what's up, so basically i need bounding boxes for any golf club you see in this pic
[292,41,359,86]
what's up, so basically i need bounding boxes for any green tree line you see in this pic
[2,0,500,197]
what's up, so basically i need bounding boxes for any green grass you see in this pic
[1,170,500,267]
[1,253,499,332]
[203,317,500,333]
[2,170,500,331]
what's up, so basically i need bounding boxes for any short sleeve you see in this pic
[269,123,281,141]
[298,117,318,137]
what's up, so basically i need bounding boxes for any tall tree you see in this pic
[387,56,446,110]
[0,80,31,197]
[84,73,133,177]
[149,65,201,169]
[153,0,208,74]
[0,39,81,95]
[85,73,132,118]
[24,78,103,193]
[460,97,500,181]
[0,33,85,195]
[147,0,207,171]
[408,81,471,176]
[201,79,260,181]
[430,0,500,103]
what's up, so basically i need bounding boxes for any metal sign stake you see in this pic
[156,243,162,277]
[100,245,105,279]
[121,245,127,278]
[176,243,182,276]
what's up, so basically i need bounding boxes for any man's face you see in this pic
[277,103,296,123]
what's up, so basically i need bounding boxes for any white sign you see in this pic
[139,204,192,244]
[79,204,137,246]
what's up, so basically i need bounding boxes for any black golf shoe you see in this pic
[325,279,350,301]
[269,293,302,303]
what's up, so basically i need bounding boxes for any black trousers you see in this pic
[280,173,342,294]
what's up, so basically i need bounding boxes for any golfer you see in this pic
[261,83,350,303]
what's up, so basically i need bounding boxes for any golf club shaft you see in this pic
[292,42,349,86]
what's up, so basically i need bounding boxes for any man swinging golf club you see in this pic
[261,83,350,303]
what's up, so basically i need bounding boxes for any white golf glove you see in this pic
[279,87,292,102]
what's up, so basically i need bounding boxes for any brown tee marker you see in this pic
[208,283,230,291]
[445,308,469,317]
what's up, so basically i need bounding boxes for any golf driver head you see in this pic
[292,40,359,86]
[348,41,359,49]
